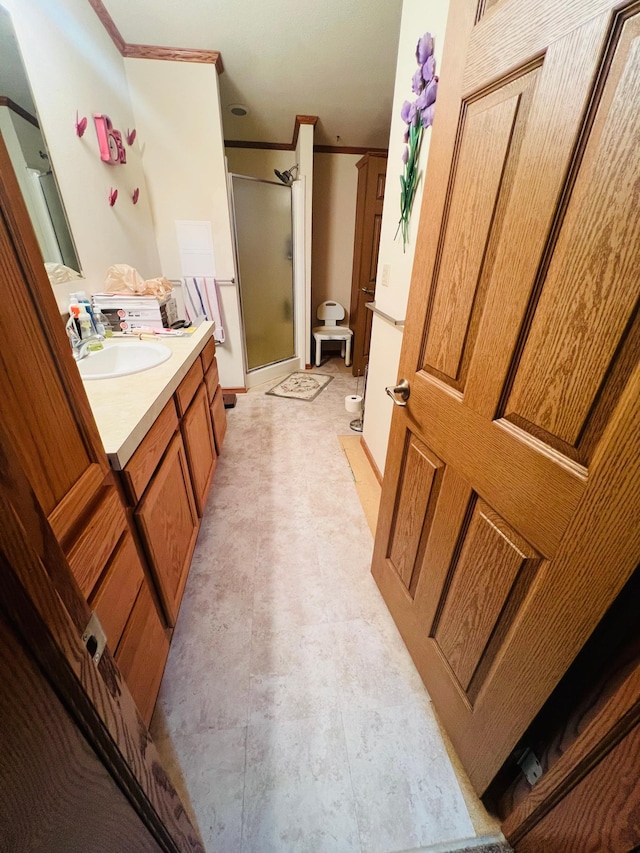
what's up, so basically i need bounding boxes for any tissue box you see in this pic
[92,294,177,332]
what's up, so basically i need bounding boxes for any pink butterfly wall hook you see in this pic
[126,128,137,146]
[75,111,88,137]
[108,188,118,207]
[132,188,140,205]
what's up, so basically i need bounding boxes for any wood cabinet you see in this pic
[115,580,171,727]
[91,533,144,654]
[134,433,199,626]
[181,383,216,516]
[202,340,227,455]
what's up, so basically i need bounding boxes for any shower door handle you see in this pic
[385,379,410,407]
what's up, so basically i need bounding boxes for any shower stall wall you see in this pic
[229,174,306,385]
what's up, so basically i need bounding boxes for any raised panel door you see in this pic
[372,0,640,794]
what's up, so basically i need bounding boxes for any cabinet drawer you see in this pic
[67,486,127,598]
[204,356,220,404]
[175,358,204,416]
[200,338,216,375]
[115,580,170,727]
[121,399,178,504]
[182,383,216,516]
[91,533,144,653]
[210,386,227,455]
[134,432,199,626]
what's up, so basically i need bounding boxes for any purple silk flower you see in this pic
[416,32,434,65]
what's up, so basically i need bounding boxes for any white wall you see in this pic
[125,58,244,389]
[311,152,360,326]
[3,0,160,308]
[363,0,450,475]
[225,148,293,183]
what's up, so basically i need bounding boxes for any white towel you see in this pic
[182,277,225,344]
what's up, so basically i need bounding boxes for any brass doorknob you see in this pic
[385,379,410,406]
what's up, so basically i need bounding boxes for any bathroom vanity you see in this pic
[81,326,227,721]
[0,128,226,726]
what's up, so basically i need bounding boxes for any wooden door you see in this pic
[0,132,110,547]
[349,153,387,376]
[371,0,640,795]
[0,417,204,852]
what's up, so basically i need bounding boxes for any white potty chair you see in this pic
[313,301,353,367]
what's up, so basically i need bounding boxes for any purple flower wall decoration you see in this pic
[397,31,439,250]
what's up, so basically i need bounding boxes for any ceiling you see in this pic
[101,0,403,149]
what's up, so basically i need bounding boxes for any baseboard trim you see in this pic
[222,386,247,394]
[360,436,383,486]
[398,835,510,853]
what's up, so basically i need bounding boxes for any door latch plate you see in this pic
[82,611,107,666]
[517,748,543,786]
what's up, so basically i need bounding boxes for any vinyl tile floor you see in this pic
[150,358,492,853]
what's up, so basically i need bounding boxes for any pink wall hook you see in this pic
[132,188,140,205]
[108,188,118,207]
[75,111,88,137]
[126,128,137,146]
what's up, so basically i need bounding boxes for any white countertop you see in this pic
[82,322,215,470]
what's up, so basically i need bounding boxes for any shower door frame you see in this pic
[228,173,305,383]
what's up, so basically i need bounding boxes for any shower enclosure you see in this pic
[229,174,299,378]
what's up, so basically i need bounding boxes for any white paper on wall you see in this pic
[176,219,217,277]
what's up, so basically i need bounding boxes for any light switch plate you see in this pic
[381,264,391,287]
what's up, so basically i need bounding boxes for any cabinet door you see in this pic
[181,383,216,516]
[115,580,170,727]
[210,386,227,455]
[134,433,198,626]
[91,533,145,654]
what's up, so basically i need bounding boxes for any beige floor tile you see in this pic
[341,702,475,853]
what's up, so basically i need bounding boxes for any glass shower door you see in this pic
[230,175,295,372]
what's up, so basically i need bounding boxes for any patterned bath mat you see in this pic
[266,371,333,401]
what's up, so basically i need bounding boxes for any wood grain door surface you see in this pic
[371,0,640,795]
[349,153,387,376]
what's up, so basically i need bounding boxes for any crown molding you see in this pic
[225,115,321,152]
[88,0,224,71]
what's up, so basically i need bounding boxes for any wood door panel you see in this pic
[463,13,611,419]
[372,0,640,797]
[135,433,198,625]
[424,76,531,382]
[388,434,443,594]
[505,24,640,452]
[464,0,615,94]
[410,376,585,556]
[435,499,541,692]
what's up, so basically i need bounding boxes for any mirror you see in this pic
[0,4,81,274]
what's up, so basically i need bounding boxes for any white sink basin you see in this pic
[77,341,171,380]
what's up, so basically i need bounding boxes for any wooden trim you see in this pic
[87,0,126,54]
[224,140,295,151]
[225,114,319,153]
[124,44,224,71]
[222,386,247,394]
[87,0,223,70]
[502,661,640,843]
[360,436,383,485]
[0,96,39,129]
[314,145,388,156]
[292,114,318,148]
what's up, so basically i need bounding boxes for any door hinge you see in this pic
[81,612,107,666]
[517,748,543,787]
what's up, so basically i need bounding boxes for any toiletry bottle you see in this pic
[71,290,98,335]
[66,305,81,348]
[78,304,103,349]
